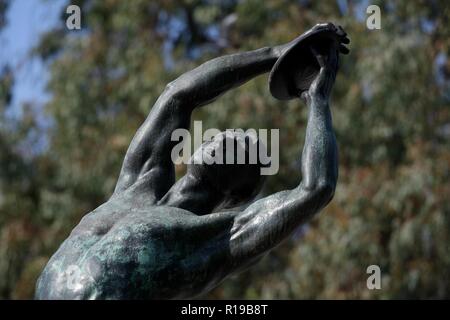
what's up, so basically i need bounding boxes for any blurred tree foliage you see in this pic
[0,0,449,299]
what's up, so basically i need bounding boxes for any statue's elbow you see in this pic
[304,179,336,206]
[164,75,193,101]
[319,182,336,205]
[315,180,336,205]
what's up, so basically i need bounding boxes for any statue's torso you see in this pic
[35,194,237,299]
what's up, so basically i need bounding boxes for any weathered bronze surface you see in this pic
[35,23,349,299]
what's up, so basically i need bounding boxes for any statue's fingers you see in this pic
[339,44,350,55]
[337,25,347,37]
[340,36,350,44]
[313,22,336,32]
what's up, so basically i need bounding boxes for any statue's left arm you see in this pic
[227,44,339,270]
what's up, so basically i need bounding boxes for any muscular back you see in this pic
[35,192,238,299]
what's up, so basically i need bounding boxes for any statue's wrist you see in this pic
[308,94,329,108]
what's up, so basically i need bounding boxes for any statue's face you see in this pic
[188,131,266,209]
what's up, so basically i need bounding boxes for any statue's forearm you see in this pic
[169,46,279,109]
[229,98,337,268]
[300,98,338,192]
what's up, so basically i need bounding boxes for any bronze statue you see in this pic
[35,23,350,299]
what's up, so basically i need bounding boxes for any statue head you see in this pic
[187,130,267,210]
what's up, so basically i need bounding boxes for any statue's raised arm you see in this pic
[228,37,343,270]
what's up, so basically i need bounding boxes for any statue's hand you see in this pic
[301,41,340,104]
[273,23,350,59]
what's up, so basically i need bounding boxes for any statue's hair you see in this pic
[188,131,267,209]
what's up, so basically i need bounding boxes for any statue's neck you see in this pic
[159,173,223,215]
